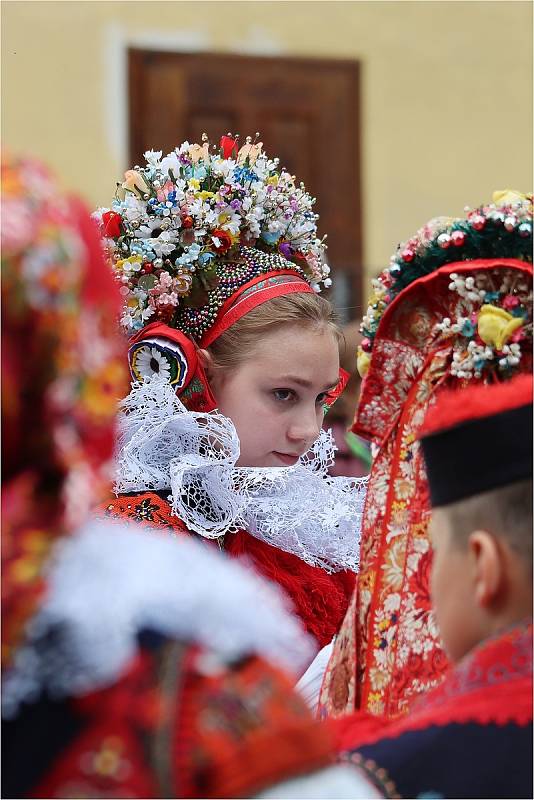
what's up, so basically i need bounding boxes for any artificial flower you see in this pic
[188,142,209,164]
[357,347,371,378]
[237,140,263,166]
[97,137,329,334]
[122,170,150,197]
[492,189,530,206]
[477,304,524,351]
[101,211,122,238]
[211,229,232,253]
[220,135,238,160]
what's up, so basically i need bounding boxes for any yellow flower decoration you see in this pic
[492,189,530,206]
[357,346,371,378]
[197,190,214,201]
[477,304,523,351]
[117,255,142,270]
[188,178,201,191]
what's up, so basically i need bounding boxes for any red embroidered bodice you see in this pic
[99,492,355,650]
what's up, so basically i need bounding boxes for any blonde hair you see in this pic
[208,292,340,371]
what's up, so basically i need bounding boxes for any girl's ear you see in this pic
[468,530,503,608]
[198,348,222,396]
[198,348,214,376]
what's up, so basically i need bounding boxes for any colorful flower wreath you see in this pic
[95,134,330,335]
[358,190,533,381]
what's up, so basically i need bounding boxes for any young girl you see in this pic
[96,134,366,650]
[2,155,376,800]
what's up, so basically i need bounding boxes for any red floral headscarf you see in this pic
[1,156,128,667]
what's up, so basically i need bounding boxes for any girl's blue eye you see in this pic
[273,389,295,402]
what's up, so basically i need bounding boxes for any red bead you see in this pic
[451,230,466,247]
[182,215,194,229]
[401,249,415,262]
[361,337,372,353]
[470,215,486,231]
[143,263,154,274]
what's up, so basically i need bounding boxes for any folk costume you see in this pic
[320,191,533,718]
[1,156,379,800]
[95,135,365,650]
[333,376,533,799]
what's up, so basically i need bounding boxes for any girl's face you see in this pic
[206,324,340,467]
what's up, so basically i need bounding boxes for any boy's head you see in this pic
[419,375,533,662]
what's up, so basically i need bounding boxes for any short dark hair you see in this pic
[442,479,532,567]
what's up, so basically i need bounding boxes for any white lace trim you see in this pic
[2,519,315,719]
[114,376,366,572]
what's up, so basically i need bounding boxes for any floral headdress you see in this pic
[357,190,533,382]
[95,134,333,407]
[95,134,329,334]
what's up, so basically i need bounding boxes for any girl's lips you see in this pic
[272,451,300,466]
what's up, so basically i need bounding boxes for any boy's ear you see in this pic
[468,530,502,608]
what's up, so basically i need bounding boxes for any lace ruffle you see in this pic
[115,377,366,572]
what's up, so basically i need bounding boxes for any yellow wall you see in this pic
[2,0,532,290]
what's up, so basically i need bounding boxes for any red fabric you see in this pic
[174,649,334,798]
[334,623,533,753]
[129,322,199,380]
[225,531,355,650]
[33,643,335,799]
[128,323,217,412]
[99,493,355,649]
[2,158,128,668]
[421,372,533,436]
[321,260,533,721]
[324,368,350,410]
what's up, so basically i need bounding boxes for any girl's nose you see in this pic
[287,407,321,449]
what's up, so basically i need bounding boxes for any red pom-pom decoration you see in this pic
[451,230,466,247]
[401,249,415,262]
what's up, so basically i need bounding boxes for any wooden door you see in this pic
[129,50,361,316]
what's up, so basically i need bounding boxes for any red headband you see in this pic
[200,272,314,348]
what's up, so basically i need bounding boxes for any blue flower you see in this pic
[511,306,529,319]
[191,165,207,180]
[485,291,500,303]
[199,251,216,265]
[233,166,256,184]
[261,230,280,246]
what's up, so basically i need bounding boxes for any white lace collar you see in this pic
[114,376,366,573]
